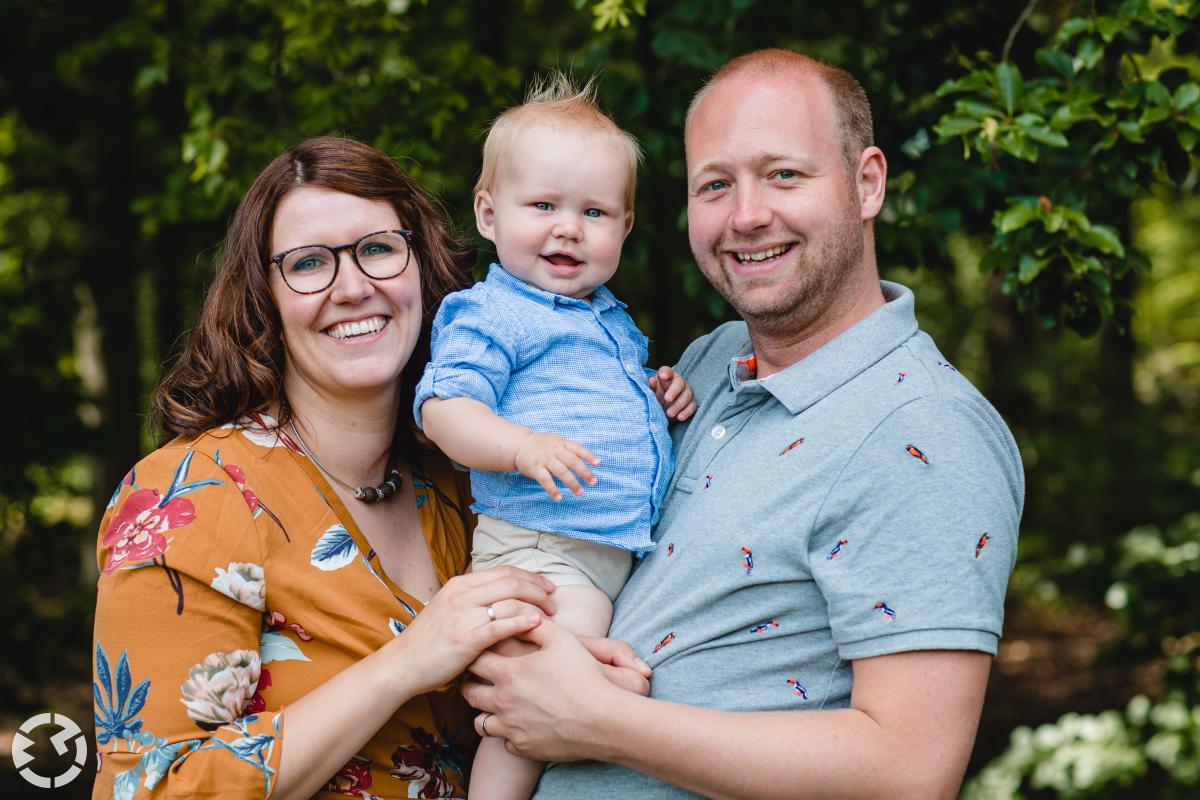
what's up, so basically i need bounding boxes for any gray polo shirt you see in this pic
[534,281,1024,799]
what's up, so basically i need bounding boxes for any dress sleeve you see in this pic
[810,396,1023,661]
[413,288,522,428]
[92,444,284,798]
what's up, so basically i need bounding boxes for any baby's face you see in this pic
[476,124,632,300]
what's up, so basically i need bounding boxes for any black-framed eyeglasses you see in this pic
[267,229,413,294]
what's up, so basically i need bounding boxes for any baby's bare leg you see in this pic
[468,585,612,799]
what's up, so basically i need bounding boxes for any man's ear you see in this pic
[474,191,497,243]
[856,146,887,222]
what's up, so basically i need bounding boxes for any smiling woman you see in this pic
[89,137,574,800]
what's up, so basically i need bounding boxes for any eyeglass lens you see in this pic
[280,232,410,293]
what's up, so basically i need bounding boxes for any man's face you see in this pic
[685,72,866,332]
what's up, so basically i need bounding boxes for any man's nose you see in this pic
[730,184,772,232]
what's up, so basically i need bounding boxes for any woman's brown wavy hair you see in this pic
[152,136,474,458]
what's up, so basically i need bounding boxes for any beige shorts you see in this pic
[471,514,633,602]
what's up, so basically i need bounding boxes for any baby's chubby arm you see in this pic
[421,396,600,501]
[648,366,698,422]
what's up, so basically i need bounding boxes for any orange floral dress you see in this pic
[92,413,476,799]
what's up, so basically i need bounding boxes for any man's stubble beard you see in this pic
[702,197,865,338]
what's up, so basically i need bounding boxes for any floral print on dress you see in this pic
[101,488,194,573]
[102,450,223,615]
[211,562,266,611]
[327,755,383,799]
[390,728,464,799]
[94,644,150,750]
[179,649,262,731]
[311,524,359,571]
[222,412,301,452]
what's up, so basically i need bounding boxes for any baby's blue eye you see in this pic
[534,202,552,211]
[584,208,603,218]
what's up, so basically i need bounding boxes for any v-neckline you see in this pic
[286,446,449,617]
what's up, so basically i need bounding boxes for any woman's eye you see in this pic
[292,257,323,272]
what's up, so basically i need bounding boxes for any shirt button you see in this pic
[711,425,726,440]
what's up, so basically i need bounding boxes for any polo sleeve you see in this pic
[92,446,283,798]
[810,396,1023,660]
[413,287,522,428]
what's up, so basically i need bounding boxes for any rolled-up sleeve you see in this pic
[413,286,523,429]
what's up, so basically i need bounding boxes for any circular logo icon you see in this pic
[11,712,88,788]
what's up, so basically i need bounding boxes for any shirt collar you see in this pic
[727,281,918,415]
[486,263,625,312]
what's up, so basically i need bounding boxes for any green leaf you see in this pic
[1025,126,1069,147]
[134,64,168,93]
[933,115,982,139]
[1143,81,1171,108]
[1018,253,1048,284]
[996,62,1023,116]
[1096,15,1125,43]
[1174,83,1200,112]
[1079,224,1126,257]
[1178,128,1198,153]
[1117,120,1145,142]
[1076,38,1104,70]
[996,204,1039,233]
[1036,47,1076,80]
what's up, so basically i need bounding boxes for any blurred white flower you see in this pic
[211,562,266,611]
[180,649,261,728]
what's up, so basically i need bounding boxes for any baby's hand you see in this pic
[514,432,600,501]
[649,366,698,422]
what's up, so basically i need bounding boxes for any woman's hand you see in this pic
[387,566,556,697]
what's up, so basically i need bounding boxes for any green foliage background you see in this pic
[1,0,1197,795]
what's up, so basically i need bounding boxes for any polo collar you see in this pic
[486,263,624,312]
[727,281,918,415]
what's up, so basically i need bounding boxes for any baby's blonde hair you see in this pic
[475,71,643,211]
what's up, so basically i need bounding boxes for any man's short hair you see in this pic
[476,71,643,211]
[686,49,874,176]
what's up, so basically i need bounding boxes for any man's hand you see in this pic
[513,432,600,501]
[463,620,643,762]
[649,366,698,421]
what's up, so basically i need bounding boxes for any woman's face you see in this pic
[268,187,423,406]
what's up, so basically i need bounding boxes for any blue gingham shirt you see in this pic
[413,264,672,553]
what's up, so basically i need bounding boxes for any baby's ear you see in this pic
[474,191,497,242]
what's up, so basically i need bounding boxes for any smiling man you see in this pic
[465,49,1024,799]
